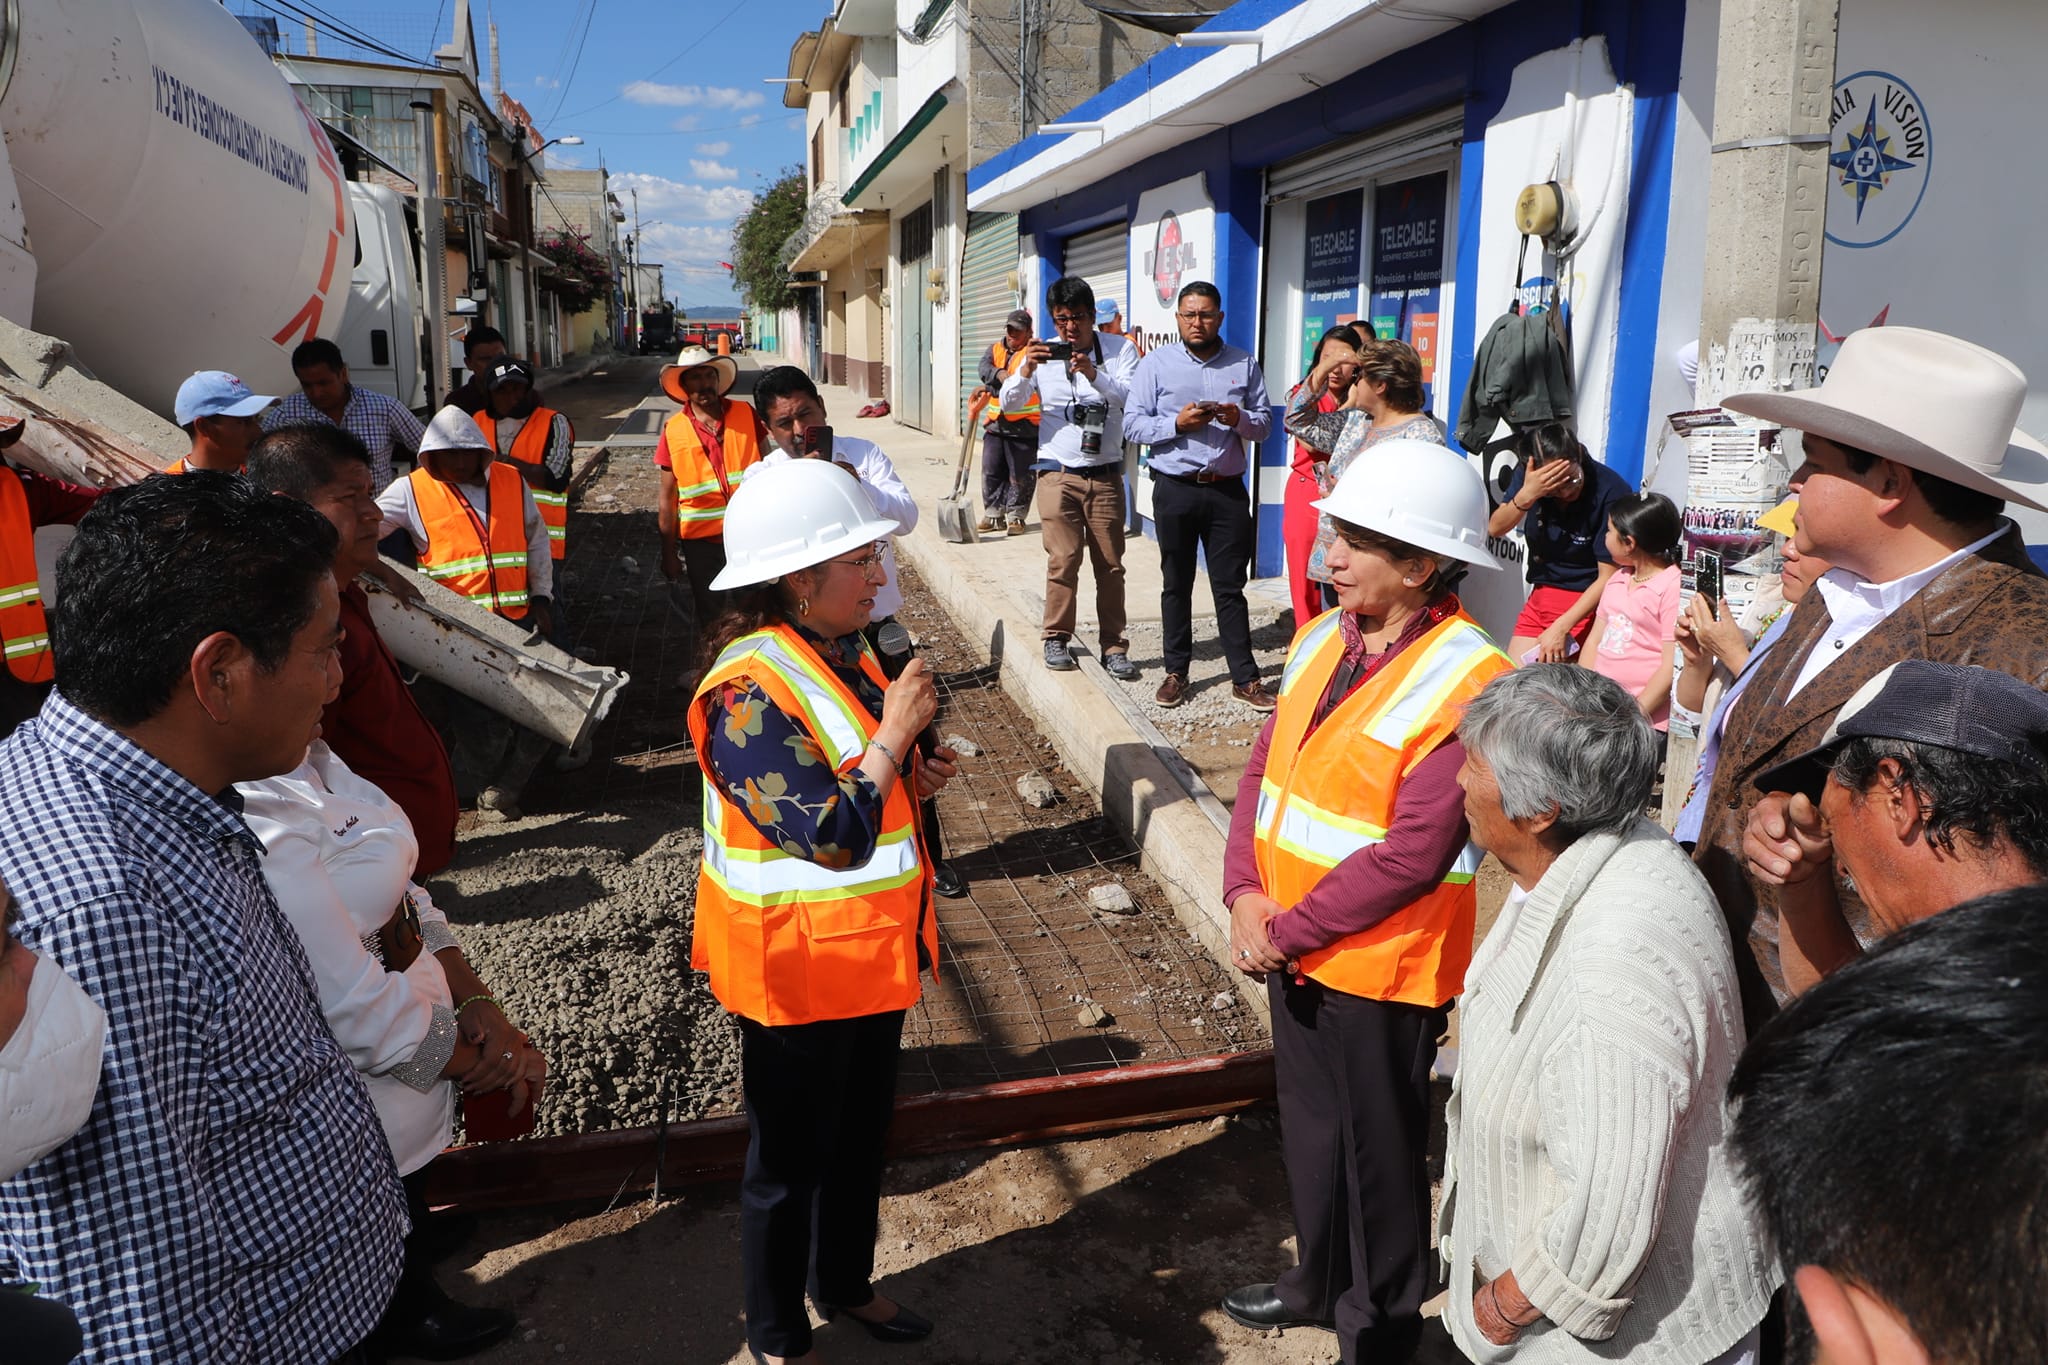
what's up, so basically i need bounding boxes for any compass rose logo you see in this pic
[1824,71,1932,249]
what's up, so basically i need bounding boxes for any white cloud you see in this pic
[738,113,764,128]
[622,81,764,111]
[695,141,732,156]
[612,171,755,224]
[670,116,700,132]
[689,159,739,182]
[532,75,559,89]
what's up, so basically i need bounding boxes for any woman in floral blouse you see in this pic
[686,459,958,1365]
[1285,336,1446,609]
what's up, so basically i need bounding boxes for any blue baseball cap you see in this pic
[175,371,276,426]
[1095,298,1121,326]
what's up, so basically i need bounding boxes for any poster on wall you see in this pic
[1366,172,1448,400]
[1301,189,1363,360]
[1128,174,1216,354]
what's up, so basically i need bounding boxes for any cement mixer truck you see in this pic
[0,0,434,434]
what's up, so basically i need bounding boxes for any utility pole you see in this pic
[1662,0,1840,825]
[629,185,642,353]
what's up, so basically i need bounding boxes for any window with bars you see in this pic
[306,85,419,179]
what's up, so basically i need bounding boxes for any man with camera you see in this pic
[1124,281,1274,711]
[1000,276,1143,677]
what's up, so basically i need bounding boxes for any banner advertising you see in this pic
[1367,171,1449,397]
[1128,174,1216,354]
[1300,189,1363,358]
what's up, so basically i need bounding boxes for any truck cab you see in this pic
[338,183,425,410]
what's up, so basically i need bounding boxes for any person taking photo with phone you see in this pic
[999,276,1142,677]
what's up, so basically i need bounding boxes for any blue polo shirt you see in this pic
[1504,457,1632,590]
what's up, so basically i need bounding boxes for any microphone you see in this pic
[873,620,942,765]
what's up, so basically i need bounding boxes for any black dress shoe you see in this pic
[932,861,968,899]
[416,1208,480,1263]
[819,1298,935,1343]
[381,1300,517,1361]
[1221,1282,1334,1333]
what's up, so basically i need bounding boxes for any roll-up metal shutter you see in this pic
[1265,109,1464,204]
[958,211,1018,427]
[1059,221,1129,319]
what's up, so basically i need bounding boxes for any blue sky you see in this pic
[231,1,828,308]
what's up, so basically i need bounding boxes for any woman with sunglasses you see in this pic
[687,459,959,1365]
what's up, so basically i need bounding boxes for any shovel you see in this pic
[937,389,990,544]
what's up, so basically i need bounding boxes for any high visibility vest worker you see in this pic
[0,468,51,684]
[474,408,573,560]
[687,623,936,1027]
[1253,607,1511,1008]
[985,343,1040,424]
[408,462,531,620]
[665,399,762,540]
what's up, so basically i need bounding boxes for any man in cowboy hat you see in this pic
[1693,325,2048,1029]
[655,344,766,630]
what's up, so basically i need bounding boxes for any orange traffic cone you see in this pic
[716,333,731,357]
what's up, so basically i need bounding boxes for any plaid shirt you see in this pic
[0,695,406,1363]
[264,385,426,491]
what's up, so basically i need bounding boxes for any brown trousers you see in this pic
[1037,465,1128,650]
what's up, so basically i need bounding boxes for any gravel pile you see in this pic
[426,803,738,1139]
[1100,603,1295,751]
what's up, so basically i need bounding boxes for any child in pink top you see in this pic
[1581,492,1683,729]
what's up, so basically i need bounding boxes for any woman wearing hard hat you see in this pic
[685,459,957,1365]
[1217,440,1510,1364]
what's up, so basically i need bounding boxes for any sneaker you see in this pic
[1232,679,1278,712]
[1102,651,1140,682]
[1044,637,1078,671]
[476,787,523,821]
[1155,672,1189,707]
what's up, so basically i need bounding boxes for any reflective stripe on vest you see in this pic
[986,344,1040,424]
[666,401,762,539]
[475,408,571,560]
[685,624,936,1026]
[1253,608,1511,1007]
[0,469,53,684]
[410,463,531,619]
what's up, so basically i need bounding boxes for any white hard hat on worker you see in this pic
[1313,438,1501,569]
[710,457,898,590]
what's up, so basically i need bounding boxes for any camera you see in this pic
[1044,340,1074,362]
[1073,402,1108,457]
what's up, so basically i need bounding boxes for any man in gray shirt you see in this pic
[1000,277,1142,677]
[1123,281,1273,710]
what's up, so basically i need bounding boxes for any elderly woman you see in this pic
[1220,441,1509,1362]
[1442,666,1776,1364]
[1286,336,1447,610]
[239,742,543,1361]
[687,459,958,1365]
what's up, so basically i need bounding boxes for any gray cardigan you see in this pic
[1438,819,1779,1363]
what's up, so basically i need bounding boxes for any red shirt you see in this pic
[13,465,102,526]
[652,398,766,469]
[325,583,459,875]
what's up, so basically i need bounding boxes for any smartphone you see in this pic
[1044,340,1074,362]
[802,424,834,461]
[1694,549,1723,616]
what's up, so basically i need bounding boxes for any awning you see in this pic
[787,210,890,273]
[842,88,961,209]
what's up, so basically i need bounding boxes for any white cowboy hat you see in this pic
[1722,327,2048,512]
[659,344,739,404]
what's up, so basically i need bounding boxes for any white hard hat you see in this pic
[1312,439,1501,569]
[419,405,491,456]
[710,459,899,590]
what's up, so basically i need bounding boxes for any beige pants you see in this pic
[1037,465,1128,650]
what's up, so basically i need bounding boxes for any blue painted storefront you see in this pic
[968,0,1688,579]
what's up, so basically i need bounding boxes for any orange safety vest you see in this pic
[986,344,1040,424]
[409,462,531,620]
[164,457,188,474]
[1253,607,1511,1007]
[0,468,52,684]
[665,399,762,540]
[686,623,936,1026]
[474,408,572,560]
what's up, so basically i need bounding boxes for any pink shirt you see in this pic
[1589,563,1682,730]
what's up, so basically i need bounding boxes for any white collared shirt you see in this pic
[1788,524,2006,696]
[748,435,918,621]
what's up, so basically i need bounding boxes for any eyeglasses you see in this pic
[1177,310,1221,322]
[828,541,888,572]
[1049,313,1088,327]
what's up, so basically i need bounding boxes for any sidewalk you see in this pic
[820,381,1288,1013]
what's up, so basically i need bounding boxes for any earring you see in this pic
[797,597,811,617]
[1402,577,1417,587]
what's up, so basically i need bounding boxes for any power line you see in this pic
[240,0,423,67]
[542,0,601,127]
[551,0,747,122]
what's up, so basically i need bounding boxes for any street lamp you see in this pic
[523,133,584,165]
